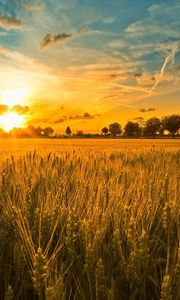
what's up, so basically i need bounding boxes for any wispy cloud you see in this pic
[149,44,180,95]
[30,117,49,124]
[108,39,127,48]
[22,2,45,11]
[125,3,180,40]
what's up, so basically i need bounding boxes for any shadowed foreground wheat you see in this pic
[0,148,179,299]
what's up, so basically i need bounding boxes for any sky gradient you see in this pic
[0,0,180,132]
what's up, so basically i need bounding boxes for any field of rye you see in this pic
[0,140,179,300]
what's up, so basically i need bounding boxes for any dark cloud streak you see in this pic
[54,112,97,124]
[139,108,156,113]
[40,33,72,49]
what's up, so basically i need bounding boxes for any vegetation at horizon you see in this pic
[0,114,179,139]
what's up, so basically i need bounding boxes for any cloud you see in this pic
[102,17,116,24]
[172,65,180,74]
[83,112,95,119]
[134,117,145,120]
[124,2,180,66]
[22,2,45,10]
[139,108,156,113]
[70,112,95,120]
[54,112,97,124]
[54,118,67,124]
[133,117,146,125]
[40,33,72,49]
[30,117,49,124]
[12,105,30,115]
[0,32,7,36]
[125,22,179,39]
[40,29,87,50]
[108,39,127,48]
[134,73,142,77]
[0,104,9,115]
[149,44,180,95]
[0,46,42,70]
[135,72,157,87]
[147,3,180,20]
[147,108,156,112]
[0,47,6,55]
[0,15,23,30]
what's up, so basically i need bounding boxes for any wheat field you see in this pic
[0,139,180,300]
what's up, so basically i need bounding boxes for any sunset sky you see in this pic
[0,0,179,133]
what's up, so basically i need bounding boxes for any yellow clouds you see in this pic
[0,15,23,30]
[12,105,30,115]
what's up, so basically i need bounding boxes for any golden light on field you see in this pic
[2,88,29,107]
[0,112,25,132]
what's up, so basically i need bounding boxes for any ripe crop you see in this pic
[0,140,179,299]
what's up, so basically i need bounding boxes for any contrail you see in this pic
[149,44,180,96]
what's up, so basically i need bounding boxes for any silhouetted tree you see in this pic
[0,124,56,138]
[10,127,29,138]
[144,117,161,138]
[109,122,122,137]
[43,127,54,137]
[76,130,84,136]
[26,125,39,137]
[162,114,180,138]
[36,127,43,136]
[101,127,109,136]
[124,122,140,137]
[66,126,72,136]
[159,127,165,136]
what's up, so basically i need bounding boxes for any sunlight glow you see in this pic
[0,112,25,132]
[2,88,29,107]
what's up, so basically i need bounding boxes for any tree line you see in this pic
[66,114,180,139]
[0,125,54,138]
[0,114,179,138]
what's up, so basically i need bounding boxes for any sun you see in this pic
[0,87,30,132]
[0,112,25,132]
